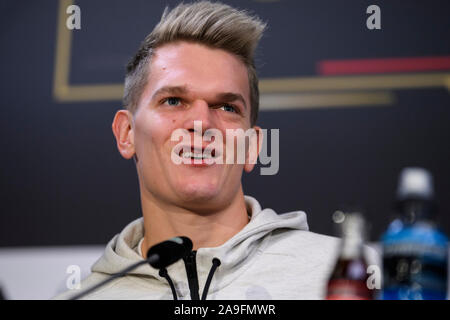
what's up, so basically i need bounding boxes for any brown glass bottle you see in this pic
[326,212,374,300]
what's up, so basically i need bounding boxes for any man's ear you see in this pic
[112,109,135,160]
[244,125,263,173]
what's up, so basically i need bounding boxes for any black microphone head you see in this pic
[146,236,193,269]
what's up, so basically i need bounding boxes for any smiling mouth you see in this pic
[178,147,217,160]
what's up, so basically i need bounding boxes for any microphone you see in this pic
[69,236,192,300]
[146,236,193,269]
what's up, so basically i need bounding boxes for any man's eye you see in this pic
[163,97,181,106]
[219,104,237,113]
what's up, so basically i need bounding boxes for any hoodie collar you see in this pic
[91,195,308,297]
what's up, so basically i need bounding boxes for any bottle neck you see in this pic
[337,213,366,259]
[397,198,436,225]
[340,236,364,259]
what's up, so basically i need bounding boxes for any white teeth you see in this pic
[181,151,213,159]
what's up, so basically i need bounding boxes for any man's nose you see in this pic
[183,100,215,134]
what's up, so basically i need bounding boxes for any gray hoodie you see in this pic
[54,196,379,300]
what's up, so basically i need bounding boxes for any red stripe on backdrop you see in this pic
[318,56,450,75]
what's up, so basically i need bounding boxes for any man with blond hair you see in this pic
[55,1,378,300]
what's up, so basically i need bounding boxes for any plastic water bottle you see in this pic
[381,167,448,299]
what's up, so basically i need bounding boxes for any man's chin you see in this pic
[177,188,218,202]
[174,185,224,208]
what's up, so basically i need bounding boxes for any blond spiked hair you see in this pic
[123,1,266,126]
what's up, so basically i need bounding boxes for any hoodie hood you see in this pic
[90,195,309,299]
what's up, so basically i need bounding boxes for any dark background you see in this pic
[1,0,449,246]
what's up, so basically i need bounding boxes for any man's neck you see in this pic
[140,188,250,258]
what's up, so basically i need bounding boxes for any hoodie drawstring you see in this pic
[201,258,221,300]
[159,268,178,300]
[159,257,221,300]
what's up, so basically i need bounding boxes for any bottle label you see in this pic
[383,242,447,261]
[326,279,372,300]
[382,241,448,299]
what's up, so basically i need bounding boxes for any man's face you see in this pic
[131,41,256,211]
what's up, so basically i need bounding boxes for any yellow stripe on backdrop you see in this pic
[52,0,450,109]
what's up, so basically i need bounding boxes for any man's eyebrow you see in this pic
[152,86,247,109]
[152,85,189,100]
[215,92,247,110]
